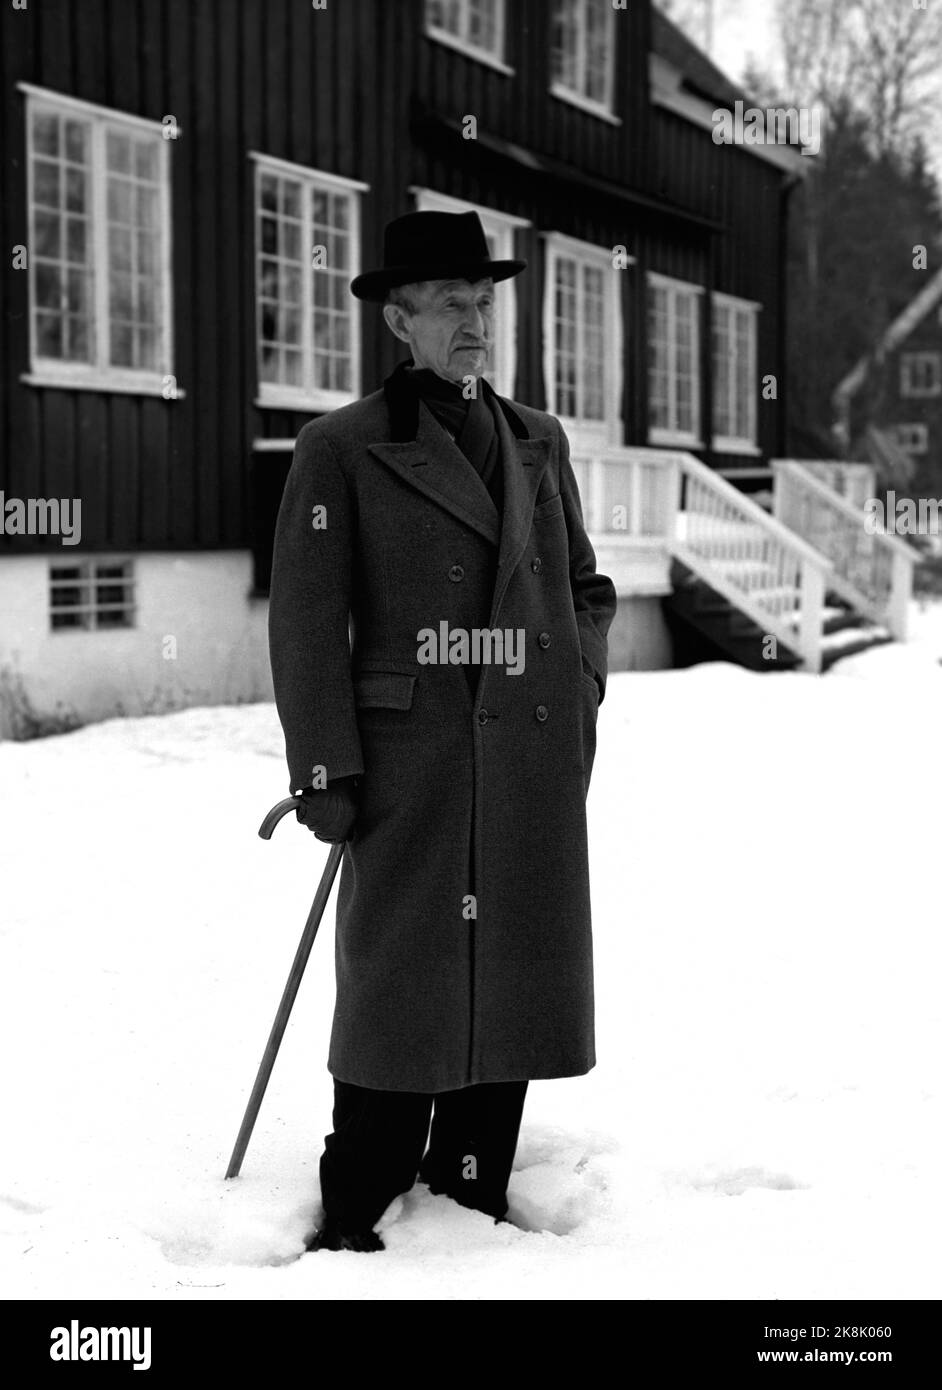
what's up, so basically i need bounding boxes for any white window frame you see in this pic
[549,0,619,124]
[711,291,760,455]
[647,272,703,448]
[543,231,626,452]
[251,152,367,413]
[19,84,175,398]
[900,350,942,399]
[49,557,137,632]
[410,187,528,399]
[424,0,513,75]
[895,423,929,454]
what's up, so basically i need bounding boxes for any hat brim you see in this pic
[350,257,526,302]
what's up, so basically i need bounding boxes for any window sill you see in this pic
[424,27,515,76]
[21,370,184,399]
[252,437,297,453]
[558,417,624,450]
[550,83,621,125]
[712,438,761,456]
[49,624,138,636]
[255,388,357,413]
[649,428,703,449]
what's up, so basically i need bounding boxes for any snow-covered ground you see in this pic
[1,602,941,1301]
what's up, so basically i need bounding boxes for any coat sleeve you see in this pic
[268,422,365,794]
[556,419,618,702]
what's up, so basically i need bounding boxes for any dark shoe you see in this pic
[305,1224,385,1253]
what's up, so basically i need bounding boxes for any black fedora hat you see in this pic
[350,210,526,302]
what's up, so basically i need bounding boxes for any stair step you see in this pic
[663,565,804,672]
[667,553,897,675]
[822,631,894,671]
[781,607,878,637]
[822,610,875,637]
[711,559,781,580]
[729,585,800,608]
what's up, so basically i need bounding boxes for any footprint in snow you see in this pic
[692,1165,807,1196]
[0,1195,46,1215]
[506,1128,615,1236]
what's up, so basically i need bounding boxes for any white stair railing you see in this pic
[668,451,833,672]
[571,446,678,537]
[775,459,876,510]
[771,460,918,639]
[574,447,901,671]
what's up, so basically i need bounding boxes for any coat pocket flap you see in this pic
[354,671,417,710]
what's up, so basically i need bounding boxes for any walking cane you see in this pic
[224,796,345,1180]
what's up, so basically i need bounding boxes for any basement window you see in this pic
[50,559,136,631]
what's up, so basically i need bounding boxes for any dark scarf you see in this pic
[404,365,504,515]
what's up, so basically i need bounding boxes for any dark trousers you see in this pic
[319,1077,529,1231]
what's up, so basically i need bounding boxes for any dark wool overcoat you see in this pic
[268,364,617,1092]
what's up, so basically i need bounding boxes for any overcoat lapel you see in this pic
[486,392,552,627]
[368,403,502,546]
[367,365,554,612]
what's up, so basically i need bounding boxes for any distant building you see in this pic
[832,266,942,500]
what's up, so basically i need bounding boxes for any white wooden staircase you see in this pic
[572,448,921,673]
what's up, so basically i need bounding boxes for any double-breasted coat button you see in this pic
[478,709,490,725]
[531,557,543,574]
[448,564,465,582]
[535,705,549,722]
[538,631,551,649]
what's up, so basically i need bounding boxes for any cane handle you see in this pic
[258,796,303,840]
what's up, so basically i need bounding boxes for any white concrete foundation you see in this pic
[0,551,274,738]
[0,548,675,739]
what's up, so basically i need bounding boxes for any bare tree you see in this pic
[775,0,856,112]
[773,0,942,161]
[851,0,942,158]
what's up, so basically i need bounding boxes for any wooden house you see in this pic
[0,0,916,734]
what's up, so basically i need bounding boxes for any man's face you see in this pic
[387,278,496,384]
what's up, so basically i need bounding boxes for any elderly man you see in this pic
[268,210,616,1253]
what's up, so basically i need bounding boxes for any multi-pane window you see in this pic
[550,0,615,114]
[554,258,606,420]
[900,351,942,399]
[50,560,135,632]
[895,423,929,454]
[254,157,364,409]
[425,0,506,64]
[712,294,758,450]
[544,234,623,444]
[25,88,172,390]
[648,275,702,444]
[413,189,528,398]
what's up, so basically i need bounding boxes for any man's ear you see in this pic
[383,302,412,344]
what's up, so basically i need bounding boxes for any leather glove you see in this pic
[296,775,359,843]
